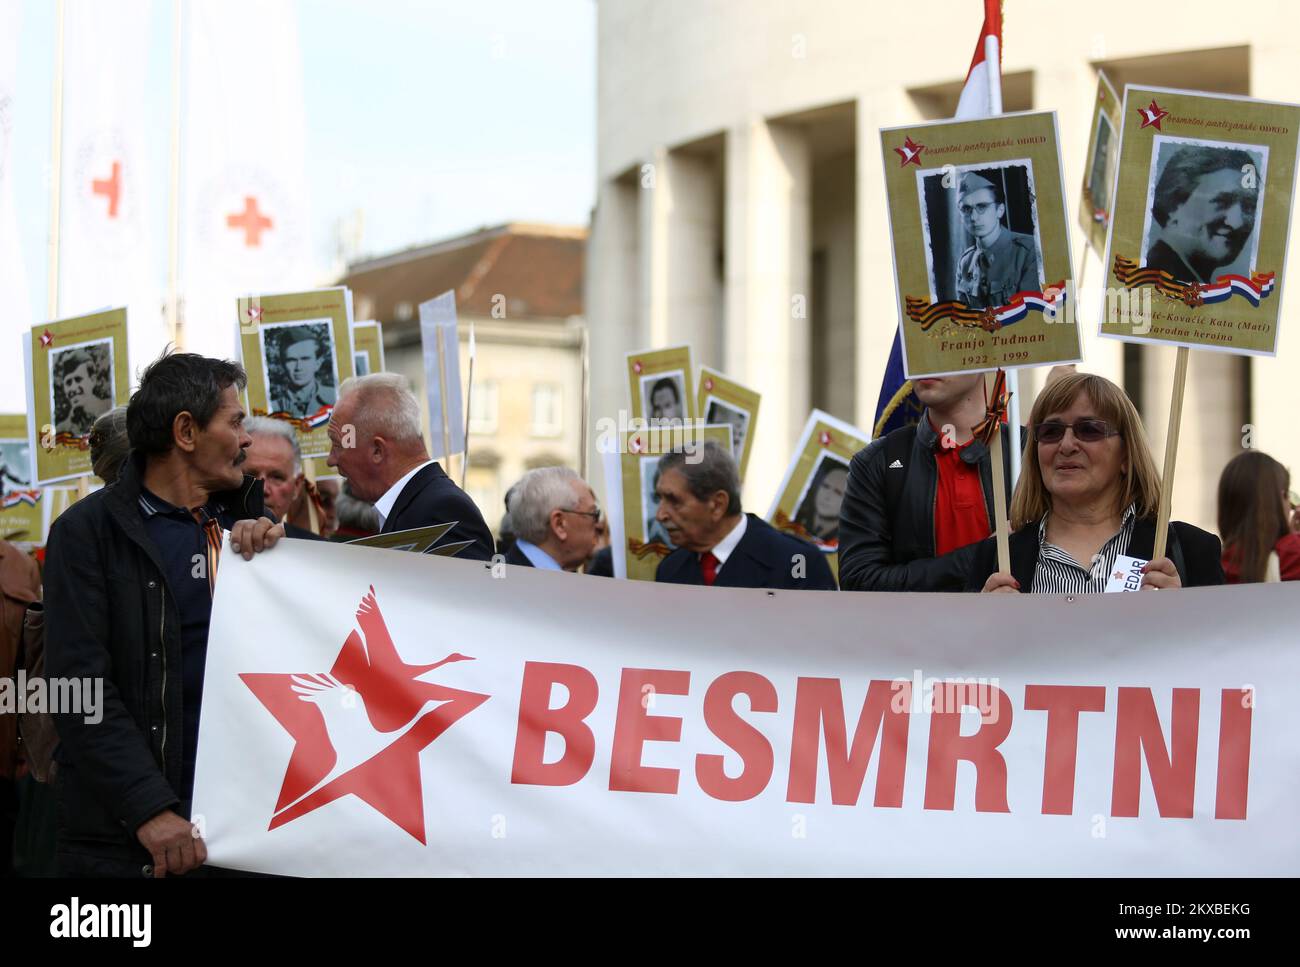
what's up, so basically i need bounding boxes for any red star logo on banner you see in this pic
[91,160,123,219]
[39,329,54,348]
[241,587,489,843]
[894,136,925,167]
[1137,100,1170,130]
[819,430,833,446]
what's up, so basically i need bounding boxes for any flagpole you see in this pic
[166,0,183,349]
[46,0,67,319]
[434,325,453,472]
[460,323,475,490]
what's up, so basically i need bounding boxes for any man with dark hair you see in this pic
[654,441,836,590]
[271,326,335,417]
[954,171,1039,308]
[44,351,284,877]
[1146,145,1258,284]
[649,377,682,422]
[55,347,113,436]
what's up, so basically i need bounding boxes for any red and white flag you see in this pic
[180,0,318,360]
[0,0,33,411]
[953,0,1002,121]
[58,0,164,380]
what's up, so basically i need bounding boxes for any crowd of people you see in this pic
[1,349,1296,878]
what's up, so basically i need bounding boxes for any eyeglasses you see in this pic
[1034,419,1121,445]
[958,201,996,217]
[560,506,601,522]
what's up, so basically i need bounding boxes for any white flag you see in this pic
[0,0,33,411]
[59,0,163,383]
[181,0,317,361]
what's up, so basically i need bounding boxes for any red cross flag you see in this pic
[181,0,317,360]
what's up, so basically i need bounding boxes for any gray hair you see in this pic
[244,415,303,473]
[89,405,130,484]
[337,480,382,533]
[657,441,742,515]
[338,372,423,445]
[507,467,584,545]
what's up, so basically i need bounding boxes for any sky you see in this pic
[8,0,596,300]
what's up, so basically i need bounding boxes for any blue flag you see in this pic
[872,329,923,439]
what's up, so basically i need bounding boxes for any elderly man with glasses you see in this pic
[503,467,603,572]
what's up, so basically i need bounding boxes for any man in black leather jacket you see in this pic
[44,352,284,877]
[838,373,1014,592]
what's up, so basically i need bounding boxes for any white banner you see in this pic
[196,540,1298,876]
[180,0,316,360]
[59,0,163,379]
[0,0,33,411]
[418,290,465,459]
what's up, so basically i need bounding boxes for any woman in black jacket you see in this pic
[967,372,1223,593]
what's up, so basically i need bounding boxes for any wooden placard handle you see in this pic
[1153,346,1190,561]
[985,371,1011,575]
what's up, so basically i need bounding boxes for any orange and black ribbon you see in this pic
[198,514,223,595]
[972,369,1012,448]
[628,538,673,560]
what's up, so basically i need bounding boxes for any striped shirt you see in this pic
[1032,503,1138,594]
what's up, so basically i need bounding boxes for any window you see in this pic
[469,380,498,435]
[531,383,562,437]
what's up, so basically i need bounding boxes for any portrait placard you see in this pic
[626,345,695,425]
[1079,71,1122,255]
[419,292,465,461]
[618,424,732,583]
[695,367,761,479]
[0,414,41,546]
[766,410,869,583]
[1099,86,1300,355]
[23,307,131,485]
[351,320,385,376]
[237,288,352,459]
[880,111,1080,378]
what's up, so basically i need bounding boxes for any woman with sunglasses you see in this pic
[1217,450,1300,583]
[968,372,1224,593]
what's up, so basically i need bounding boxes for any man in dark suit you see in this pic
[654,442,836,590]
[325,373,494,561]
[501,466,601,571]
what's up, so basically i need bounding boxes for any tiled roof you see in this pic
[340,223,586,327]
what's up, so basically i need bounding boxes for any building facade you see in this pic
[588,0,1299,533]
[342,223,586,532]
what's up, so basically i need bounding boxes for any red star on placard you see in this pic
[894,136,925,167]
[633,360,643,374]
[819,430,833,446]
[39,329,54,348]
[241,587,489,844]
[246,306,264,324]
[629,436,644,453]
[1137,99,1169,130]
[704,378,714,392]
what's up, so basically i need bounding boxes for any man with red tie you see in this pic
[653,442,836,591]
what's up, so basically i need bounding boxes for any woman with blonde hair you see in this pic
[1217,450,1300,583]
[967,372,1224,593]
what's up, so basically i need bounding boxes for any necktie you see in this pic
[700,551,719,586]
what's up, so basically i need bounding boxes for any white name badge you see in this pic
[1105,554,1148,593]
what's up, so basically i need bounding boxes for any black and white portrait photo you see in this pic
[1141,137,1266,285]
[353,350,371,377]
[641,456,675,549]
[50,339,114,437]
[705,399,751,461]
[641,371,686,426]
[0,439,32,491]
[919,162,1045,308]
[793,453,850,548]
[260,320,339,419]
[1087,113,1117,219]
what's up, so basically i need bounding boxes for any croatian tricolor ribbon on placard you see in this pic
[1113,255,1276,308]
[1,489,41,510]
[905,281,1067,333]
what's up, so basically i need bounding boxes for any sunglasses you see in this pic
[1034,419,1121,445]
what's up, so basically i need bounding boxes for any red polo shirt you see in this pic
[931,420,991,557]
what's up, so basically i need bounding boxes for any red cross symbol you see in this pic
[91,160,122,218]
[40,329,54,348]
[227,196,273,247]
